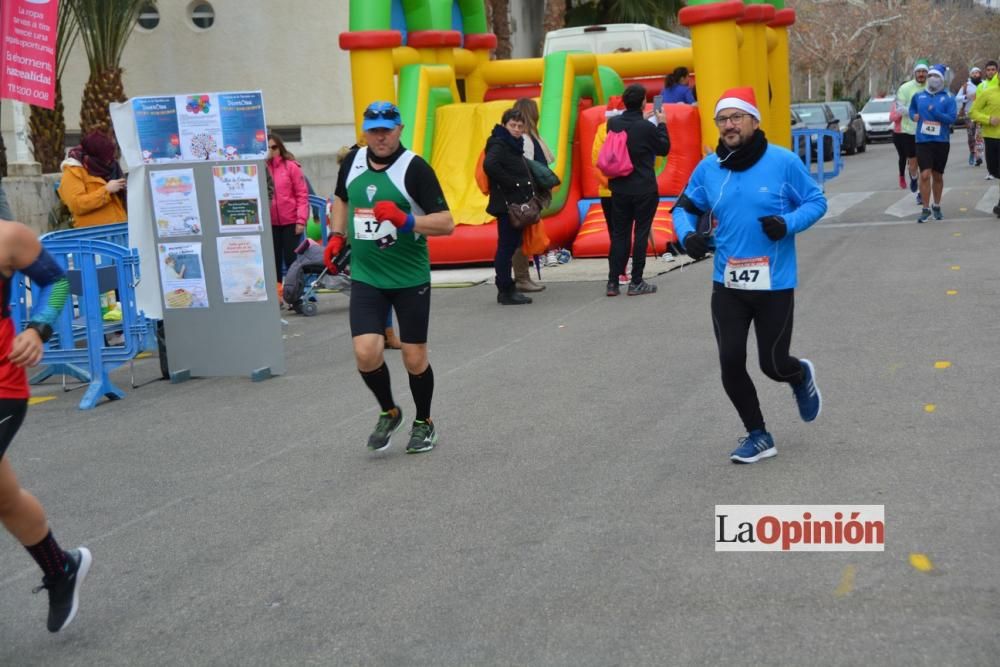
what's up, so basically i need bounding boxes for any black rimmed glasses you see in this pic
[714,112,751,127]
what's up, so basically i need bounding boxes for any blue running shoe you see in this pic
[730,430,776,464]
[791,359,822,422]
[932,205,943,221]
[909,176,918,193]
[916,192,923,206]
[969,154,976,166]
[917,207,932,223]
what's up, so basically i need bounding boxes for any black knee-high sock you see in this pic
[360,363,396,412]
[25,530,68,579]
[408,364,434,421]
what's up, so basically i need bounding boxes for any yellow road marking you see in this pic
[909,553,934,572]
[946,290,958,296]
[934,361,951,369]
[136,352,152,359]
[28,396,56,405]
[950,265,960,271]
[952,231,962,236]
[924,404,936,413]
[834,565,855,597]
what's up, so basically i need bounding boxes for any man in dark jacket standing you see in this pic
[606,84,670,296]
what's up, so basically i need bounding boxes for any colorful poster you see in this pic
[213,164,262,232]
[134,97,181,163]
[0,0,58,109]
[219,92,268,159]
[217,236,267,303]
[149,169,201,237]
[176,93,224,161]
[158,242,209,309]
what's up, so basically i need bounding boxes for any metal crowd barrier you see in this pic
[11,226,152,409]
[792,128,844,191]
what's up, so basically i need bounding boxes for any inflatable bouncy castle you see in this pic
[338,0,798,264]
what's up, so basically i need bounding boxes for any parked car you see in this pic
[827,100,867,154]
[790,109,808,162]
[791,102,839,160]
[859,97,895,142]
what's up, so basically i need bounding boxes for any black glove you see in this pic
[759,215,787,241]
[683,232,709,260]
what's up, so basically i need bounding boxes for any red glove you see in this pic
[373,201,415,232]
[324,235,345,274]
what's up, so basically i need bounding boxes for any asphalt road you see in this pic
[1,132,997,666]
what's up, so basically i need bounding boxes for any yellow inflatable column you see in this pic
[679,1,748,152]
[462,33,497,103]
[339,31,403,140]
[737,3,775,136]
[767,8,795,149]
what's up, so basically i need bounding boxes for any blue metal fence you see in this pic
[11,224,153,409]
[792,128,843,190]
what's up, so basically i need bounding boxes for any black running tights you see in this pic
[711,284,804,433]
[892,132,908,178]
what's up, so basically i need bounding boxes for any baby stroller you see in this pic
[283,239,351,316]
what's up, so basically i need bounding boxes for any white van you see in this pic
[542,24,691,56]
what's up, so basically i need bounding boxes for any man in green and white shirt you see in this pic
[896,59,929,198]
[325,101,454,454]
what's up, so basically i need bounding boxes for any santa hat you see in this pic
[714,87,760,121]
[605,95,625,118]
[913,59,930,73]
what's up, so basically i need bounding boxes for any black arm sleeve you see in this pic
[671,192,704,216]
[403,156,449,214]
[655,123,671,157]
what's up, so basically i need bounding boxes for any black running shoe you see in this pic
[406,419,438,454]
[627,280,657,296]
[368,407,403,451]
[34,547,92,632]
[606,281,620,297]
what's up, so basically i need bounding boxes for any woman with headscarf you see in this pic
[58,132,127,228]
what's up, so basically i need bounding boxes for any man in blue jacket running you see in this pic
[672,87,827,464]
[910,64,958,222]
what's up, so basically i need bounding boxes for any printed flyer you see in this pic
[158,242,209,309]
[177,93,224,161]
[149,169,202,237]
[133,97,182,163]
[213,164,262,232]
[217,236,267,303]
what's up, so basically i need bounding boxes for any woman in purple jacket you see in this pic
[266,133,309,293]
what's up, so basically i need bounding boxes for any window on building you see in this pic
[189,2,215,30]
[268,126,302,143]
[137,3,159,30]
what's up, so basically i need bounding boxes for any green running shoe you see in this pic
[368,407,403,451]
[406,419,438,454]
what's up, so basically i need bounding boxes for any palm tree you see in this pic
[70,0,150,136]
[543,0,568,35]
[487,0,513,59]
[28,0,79,173]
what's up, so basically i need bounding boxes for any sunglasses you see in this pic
[364,108,400,121]
[268,144,278,150]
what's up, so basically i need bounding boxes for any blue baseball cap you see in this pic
[361,101,402,131]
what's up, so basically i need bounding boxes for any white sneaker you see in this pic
[545,251,559,267]
[986,174,995,180]
[661,253,676,262]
